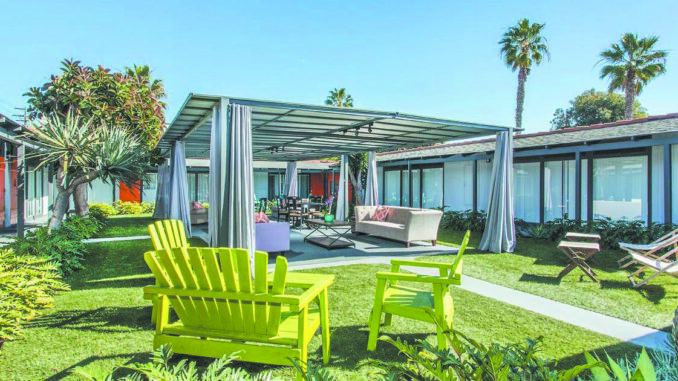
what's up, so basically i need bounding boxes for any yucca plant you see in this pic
[0,249,69,343]
[23,111,151,230]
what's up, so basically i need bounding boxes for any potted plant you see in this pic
[323,198,335,223]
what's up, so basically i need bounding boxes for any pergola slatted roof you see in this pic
[158,94,511,160]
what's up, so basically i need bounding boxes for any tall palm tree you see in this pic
[599,33,668,120]
[325,88,354,107]
[499,19,549,129]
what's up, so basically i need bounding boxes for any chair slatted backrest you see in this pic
[449,230,470,281]
[148,220,188,250]
[144,247,289,336]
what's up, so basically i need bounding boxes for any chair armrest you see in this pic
[390,259,458,271]
[376,271,460,285]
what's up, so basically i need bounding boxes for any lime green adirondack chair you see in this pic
[143,247,333,376]
[147,219,190,323]
[367,230,470,351]
[148,219,189,251]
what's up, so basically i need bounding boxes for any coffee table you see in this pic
[304,218,355,250]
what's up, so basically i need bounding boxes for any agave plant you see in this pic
[23,111,150,230]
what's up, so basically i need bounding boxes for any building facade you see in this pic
[377,114,678,226]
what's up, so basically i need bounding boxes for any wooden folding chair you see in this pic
[557,241,600,282]
[628,247,678,288]
[619,229,678,268]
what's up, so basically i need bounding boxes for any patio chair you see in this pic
[618,228,678,269]
[147,219,189,323]
[143,248,333,376]
[627,249,678,288]
[275,196,290,222]
[367,230,470,351]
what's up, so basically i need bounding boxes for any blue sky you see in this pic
[1,0,676,133]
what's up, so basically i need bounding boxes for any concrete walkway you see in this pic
[83,235,150,244]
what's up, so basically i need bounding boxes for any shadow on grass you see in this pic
[519,273,562,285]
[28,306,152,332]
[600,279,667,304]
[45,352,151,381]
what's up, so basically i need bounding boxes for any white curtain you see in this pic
[208,101,226,246]
[152,162,170,219]
[336,154,349,221]
[364,151,379,206]
[479,131,515,253]
[284,161,298,197]
[226,104,255,252]
[169,141,192,237]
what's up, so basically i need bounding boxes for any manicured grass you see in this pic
[0,229,635,380]
[432,229,678,330]
[93,214,156,238]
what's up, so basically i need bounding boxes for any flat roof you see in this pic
[378,113,678,161]
[158,94,511,161]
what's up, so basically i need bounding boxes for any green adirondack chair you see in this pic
[148,219,189,250]
[367,230,470,351]
[147,219,190,323]
[143,247,333,375]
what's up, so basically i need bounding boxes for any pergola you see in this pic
[157,94,516,253]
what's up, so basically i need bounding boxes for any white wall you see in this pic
[89,178,114,204]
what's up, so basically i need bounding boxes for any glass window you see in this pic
[593,156,647,221]
[401,170,409,206]
[673,145,678,224]
[377,167,384,204]
[384,170,401,206]
[253,172,268,200]
[444,161,473,211]
[476,160,493,212]
[544,160,576,222]
[197,173,209,203]
[187,173,197,201]
[514,162,540,223]
[581,159,588,219]
[422,167,443,209]
[143,173,157,204]
[298,174,310,197]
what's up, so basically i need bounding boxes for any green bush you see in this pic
[113,200,145,215]
[0,249,69,342]
[9,216,101,276]
[88,203,117,221]
[440,209,487,232]
[140,201,155,214]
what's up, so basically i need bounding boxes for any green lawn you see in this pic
[93,214,156,238]
[432,229,678,331]
[0,222,637,380]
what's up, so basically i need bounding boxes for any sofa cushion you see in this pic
[255,212,270,223]
[191,201,204,210]
[360,221,405,230]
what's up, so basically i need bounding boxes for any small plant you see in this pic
[441,210,487,232]
[88,203,118,220]
[585,348,662,381]
[140,201,155,214]
[9,216,101,276]
[73,345,280,380]
[0,249,69,342]
[113,201,145,215]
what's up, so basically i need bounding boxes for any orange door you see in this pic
[119,181,141,202]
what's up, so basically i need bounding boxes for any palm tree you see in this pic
[599,33,668,120]
[499,19,549,129]
[325,88,354,107]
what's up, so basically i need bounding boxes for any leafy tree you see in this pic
[324,88,354,108]
[23,112,150,230]
[550,89,648,130]
[323,88,366,205]
[24,59,166,216]
[499,19,549,129]
[599,33,668,120]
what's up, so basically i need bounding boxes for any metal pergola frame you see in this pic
[158,94,511,160]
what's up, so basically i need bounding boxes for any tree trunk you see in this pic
[48,190,69,231]
[73,183,89,216]
[348,169,364,206]
[624,72,635,120]
[515,68,527,129]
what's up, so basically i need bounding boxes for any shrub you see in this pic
[140,201,155,214]
[88,203,117,221]
[9,216,101,276]
[0,249,69,342]
[113,200,145,215]
[585,347,676,381]
[440,209,487,232]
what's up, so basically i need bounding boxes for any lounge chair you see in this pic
[627,250,678,288]
[367,230,469,351]
[618,228,678,268]
[143,247,333,376]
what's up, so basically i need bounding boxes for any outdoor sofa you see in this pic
[354,205,442,247]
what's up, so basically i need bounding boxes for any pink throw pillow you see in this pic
[255,212,270,223]
[372,206,389,222]
[192,201,204,210]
